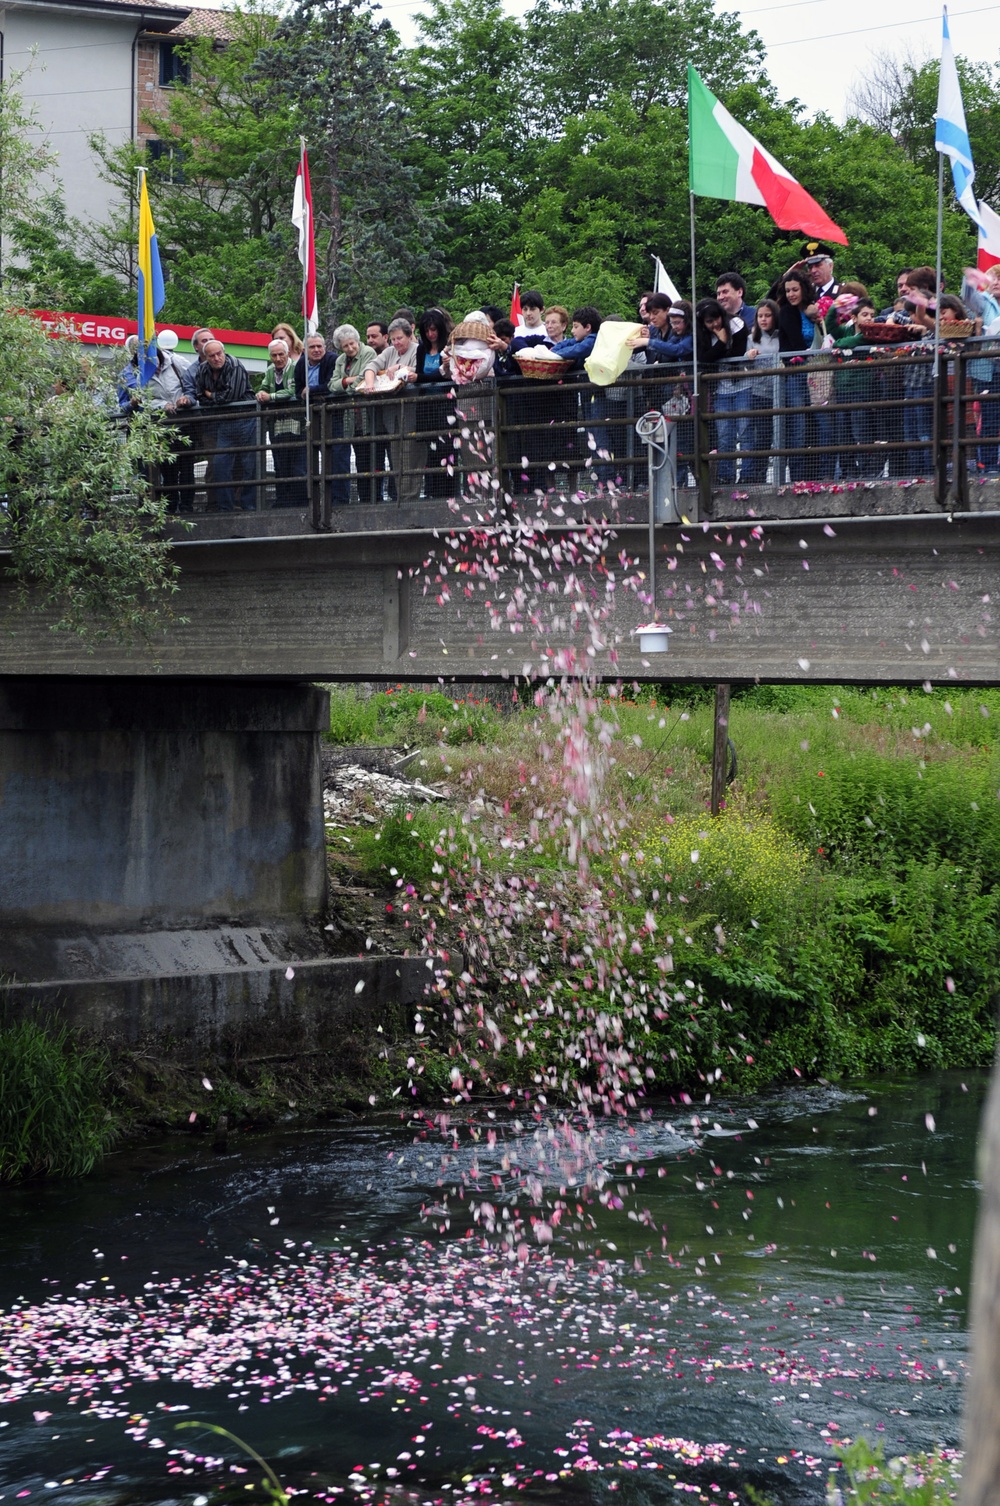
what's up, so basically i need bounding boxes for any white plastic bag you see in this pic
[585,321,644,387]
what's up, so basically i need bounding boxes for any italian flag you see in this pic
[688,66,847,245]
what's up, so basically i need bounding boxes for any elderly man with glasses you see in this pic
[193,340,258,511]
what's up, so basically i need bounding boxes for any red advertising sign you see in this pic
[31,309,273,350]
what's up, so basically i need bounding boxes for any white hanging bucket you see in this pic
[634,622,671,654]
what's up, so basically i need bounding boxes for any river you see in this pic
[0,1070,982,1505]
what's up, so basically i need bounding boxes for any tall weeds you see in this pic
[0,1018,116,1180]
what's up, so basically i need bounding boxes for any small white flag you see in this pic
[652,255,682,304]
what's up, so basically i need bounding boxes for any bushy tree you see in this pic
[6,192,129,314]
[849,51,1000,209]
[404,0,537,289]
[525,0,769,127]
[257,0,442,330]
[0,63,56,288]
[0,306,180,642]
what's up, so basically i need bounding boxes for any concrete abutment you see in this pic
[0,678,426,1047]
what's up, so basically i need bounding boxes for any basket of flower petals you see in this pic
[514,348,575,380]
[938,320,976,339]
[857,321,918,344]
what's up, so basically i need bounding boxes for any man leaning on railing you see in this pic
[257,337,306,508]
[193,341,257,512]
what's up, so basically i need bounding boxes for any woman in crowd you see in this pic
[448,317,498,496]
[774,271,816,481]
[364,316,420,504]
[544,305,570,342]
[415,307,454,497]
[330,324,376,505]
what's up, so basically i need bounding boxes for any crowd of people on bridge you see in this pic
[117,244,1000,511]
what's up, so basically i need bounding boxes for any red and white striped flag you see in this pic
[978,198,1000,272]
[292,146,319,334]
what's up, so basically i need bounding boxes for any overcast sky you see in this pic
[188,0,998,122]
[362,0,998,122]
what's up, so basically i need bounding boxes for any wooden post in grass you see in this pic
[962,1049,1000,1506]
[710,683,730,817]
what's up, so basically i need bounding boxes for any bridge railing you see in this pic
[145,338,1000,525]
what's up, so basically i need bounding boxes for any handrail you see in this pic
[119,341,999,525]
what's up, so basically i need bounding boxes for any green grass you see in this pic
[326,686,508,748]
[0,1018,116,1180]
[338,683,1000,1098]
[829,1436,961,1502]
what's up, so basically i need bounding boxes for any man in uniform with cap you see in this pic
[802,242,839,304]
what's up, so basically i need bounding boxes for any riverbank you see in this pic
[4,678,998,1165]
[321,680,1000,1100]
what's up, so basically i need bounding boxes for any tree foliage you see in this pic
[6,192,130,315]
[257,0,442,328]
[0,62,56,284]
[13,0,1000,328]
[848,50,1000,209]
[0,306,181,642]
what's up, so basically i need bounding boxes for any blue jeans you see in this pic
[904,375,933,476]
[810,405,836,479]
[713,385,751,484]
[784,371,809,481]
[213,414,258,511]
[977,373,1000,471]
[741,393,773,484]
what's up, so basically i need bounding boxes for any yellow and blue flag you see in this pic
[137,172,165,384]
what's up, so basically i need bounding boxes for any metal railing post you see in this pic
[952,345,969,512]
[933,348,948,507]
[307,401,319,530]
[694,388,709,522]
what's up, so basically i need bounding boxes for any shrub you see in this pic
[351,803,476,893]
[771,747,1000,885]
[327,686,505,748]
[0,1018,116,1180]
[638,809,811,929]
[829,1436,961,1502]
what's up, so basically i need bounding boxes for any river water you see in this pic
[0,1071,982,1505]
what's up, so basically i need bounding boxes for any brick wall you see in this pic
[136,39,169,140]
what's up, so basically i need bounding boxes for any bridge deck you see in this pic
[2,511,997,686]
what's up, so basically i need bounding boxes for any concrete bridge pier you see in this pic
[0,677,421,1048]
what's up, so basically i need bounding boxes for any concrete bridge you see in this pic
[3,510,998,685]
[2,438,998,1037]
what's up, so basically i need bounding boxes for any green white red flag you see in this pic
[687,65,847,246]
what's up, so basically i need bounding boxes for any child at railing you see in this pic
[832,296,881,479]
[744,300,780,484]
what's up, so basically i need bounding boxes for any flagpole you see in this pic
[689,193,699,401]
[934,151,944,381]
[299,136,311,439]
[688,191,705,517]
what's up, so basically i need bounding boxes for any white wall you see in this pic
[2,5,137,228]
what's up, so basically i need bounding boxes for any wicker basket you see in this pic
[858,318,976,344]
[514,350,575,381]
[857,321,915,344]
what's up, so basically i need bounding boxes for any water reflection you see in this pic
[0,1072,982,1505]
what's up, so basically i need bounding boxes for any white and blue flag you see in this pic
[935,6,983,228]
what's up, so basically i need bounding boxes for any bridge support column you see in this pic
[0,678,335,1038]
